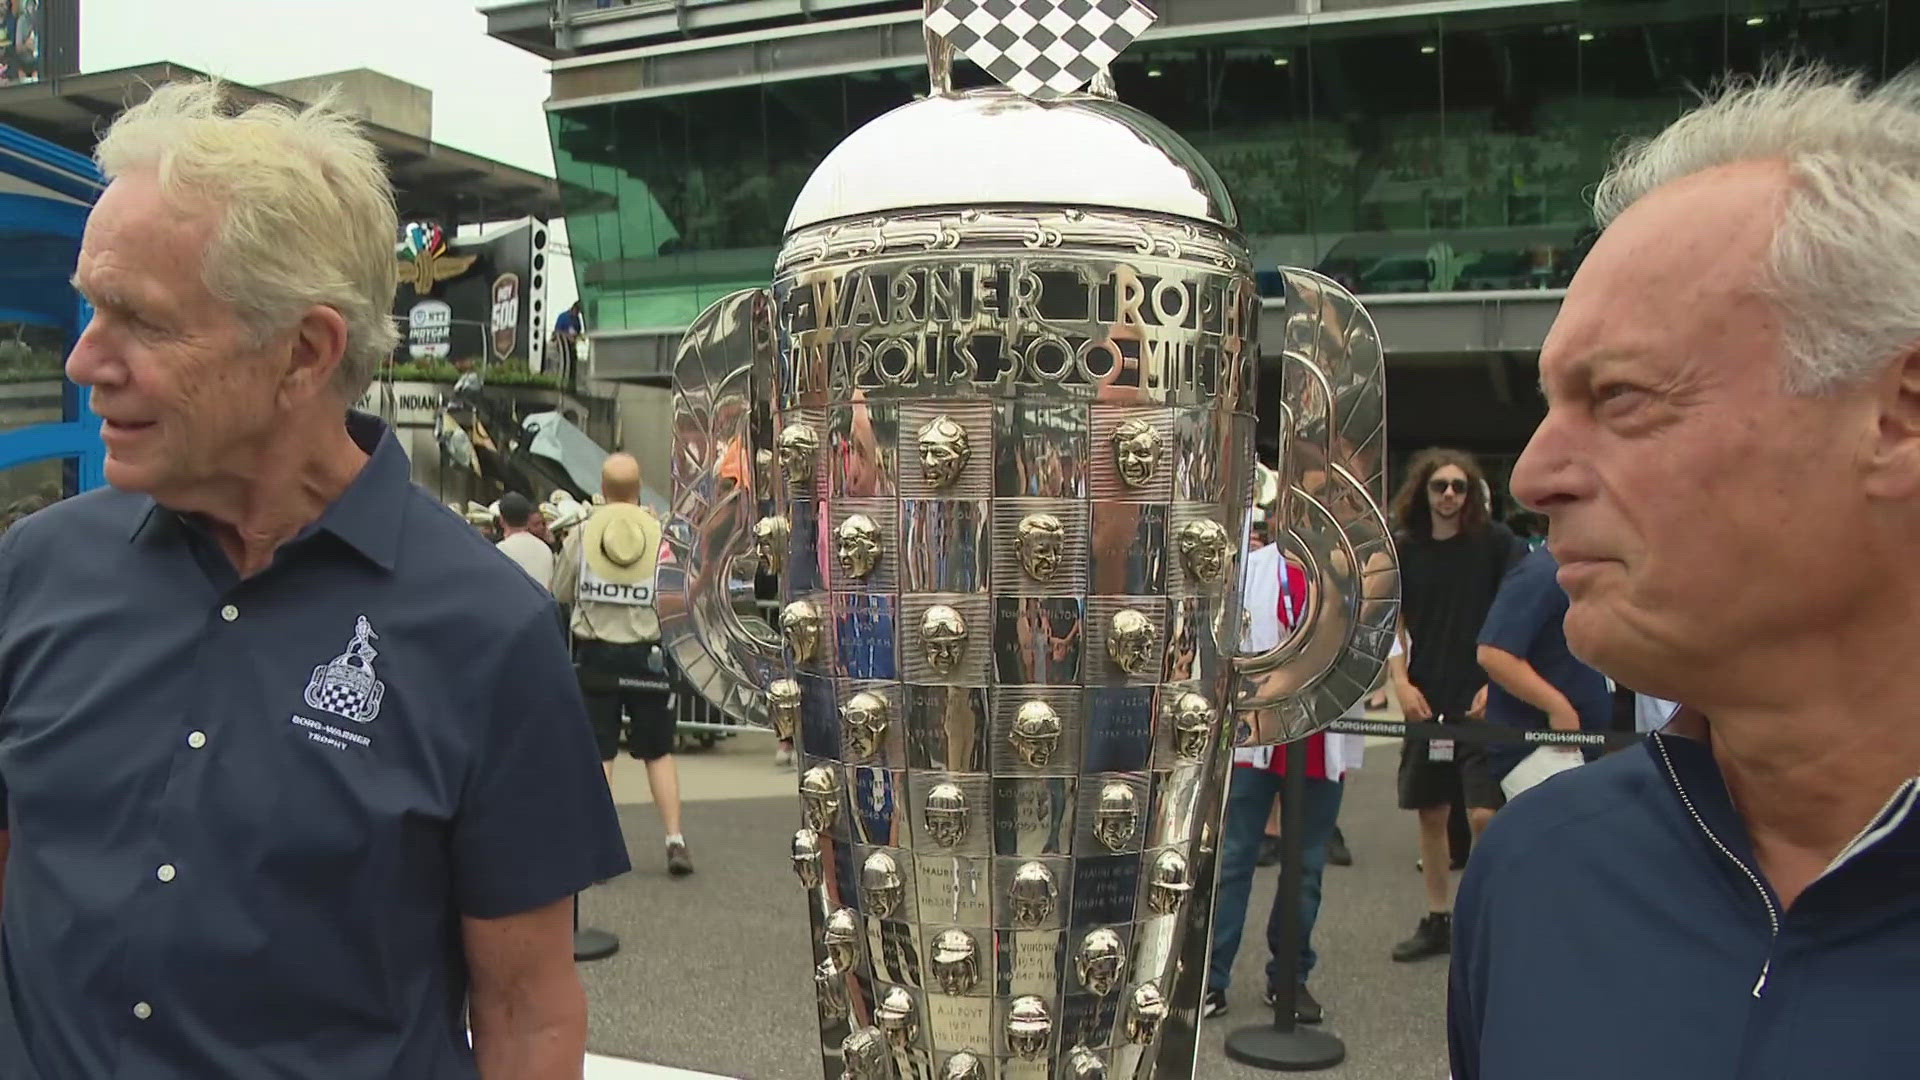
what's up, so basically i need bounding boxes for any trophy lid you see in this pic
[785,0,1234,233]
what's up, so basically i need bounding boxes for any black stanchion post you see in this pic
[573,892,620,962]
[1224,737,1346,1071]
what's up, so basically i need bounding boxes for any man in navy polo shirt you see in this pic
[1452,67,1920,1079]
[0,81,629,1079]
[1468,543,1611,827]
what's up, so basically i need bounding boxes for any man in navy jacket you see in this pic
[1451,67,1920,1079]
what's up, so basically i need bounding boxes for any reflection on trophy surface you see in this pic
[658,0,1399,1074]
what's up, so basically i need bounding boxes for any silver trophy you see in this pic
[658,1,1398,1075]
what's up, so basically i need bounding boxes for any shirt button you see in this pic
[187,731,207,749]
[132,1002,152,1020]
[156,864,176,883]
[220,604,239,622]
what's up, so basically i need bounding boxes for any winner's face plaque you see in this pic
[924,782,970,848]
[1127,982,1168,1044]
[1010,860,1059,928]
[876,985,919,1049]
[1006,995,1052,1061]
[836,514,883,580]
[753,515,790,574]
[1068,1045,1108,1080]
[816,959,849,1020]
[840,1027,887,1079]
[778,423,819,484]
[942,1052,986,1080]
[1108,608,1155,675]
[1148,850,1192,915]
[1015,512,1066,581]
[841,691,891,761]
[921,604,969,674]
[823,907,861,971]
[917,415,972,489]
[1011,700,1064,768]
[1112,419,1163,488]
[782,600,823,663]
[768,678,802,741]
[1093,784,1140,852]
[792,828,823,888]
[801,766,841,832]
[862,849,905,918]
[1077,928,1126,995]
[1176,519,1231,583]
[1167,691,1215,760]
[930,927,980,995]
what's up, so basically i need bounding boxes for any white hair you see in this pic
[94,79,400,401]
[1593,66,1920,395]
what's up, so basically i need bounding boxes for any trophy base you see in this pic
[573,927,621,962]
[1223,1022,1346,1072]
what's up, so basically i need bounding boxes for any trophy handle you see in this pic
[1232,269,1401,742]
[657,288,786,728]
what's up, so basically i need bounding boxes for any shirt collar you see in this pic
[128,410,410,572]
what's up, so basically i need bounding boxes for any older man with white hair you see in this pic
[0,82,627,1079]
[1450,67,1920,1079]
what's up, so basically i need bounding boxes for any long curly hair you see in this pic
[1390,448,1490,540]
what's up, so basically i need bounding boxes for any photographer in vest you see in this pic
[553,453,692,877]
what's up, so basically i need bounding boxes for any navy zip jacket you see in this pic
[1450,726,1920,1079]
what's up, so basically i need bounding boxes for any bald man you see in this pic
[553,454,691,876]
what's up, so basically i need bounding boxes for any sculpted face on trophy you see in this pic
[841,691,891,761]
[920,604,969,673]
[816,959,849,1020]
[941,1051,986,1080]
[1010,860,1059,928]
[1006,996,1052,1061]
[753,515,790,575]
[1011,700,1064,767]
[1176,519,1232,584]
[777,423,819,485]
[768,678,802,742]
[1093,783,1140,852]
[924,782,970,848]
[840,1027,887,1080]
[861,849,904,918]
[1015,512,1066,581]
[1112,418,1164,488]
[823,907,861,971]
[876,985,919,1050]
[791,828,823,889]
[1167,691,1215,760]
[1077,928,1127,996]
[781,600,823,663]
[1148,849,1193,915]
[916,415,972,489]
[1126,982,1168,1045]
[930,928,980,995]
[1108,608,1156,675]
[801,766,840,832]
[835,514,883,580]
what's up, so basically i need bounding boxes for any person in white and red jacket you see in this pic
[1202,535,1362,1024]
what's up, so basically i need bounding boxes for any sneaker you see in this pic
[667,840,694,877]
[774,746,795,768]
[1261,983,1324,1025]
[1391,911,1451,962]
[1327,826,1352,867]
[1201,989,1228,1019]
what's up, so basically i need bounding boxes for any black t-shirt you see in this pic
[1398,521,1526,714]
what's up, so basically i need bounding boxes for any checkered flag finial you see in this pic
[925,0,1157,101]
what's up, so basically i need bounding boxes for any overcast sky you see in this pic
[82,0,578,306]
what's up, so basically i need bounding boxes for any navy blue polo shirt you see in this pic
[1475,545,1612,778]
[0,413,630,1080]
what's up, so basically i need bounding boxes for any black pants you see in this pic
[575,639,674,762]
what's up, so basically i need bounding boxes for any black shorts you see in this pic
[1396,736,1505,811]
[575,639,675,762]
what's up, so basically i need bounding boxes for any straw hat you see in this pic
[580,502,661,584]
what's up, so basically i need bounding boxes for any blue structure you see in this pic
[0,121,104,493]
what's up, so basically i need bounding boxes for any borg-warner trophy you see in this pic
[658,2,1397,1075]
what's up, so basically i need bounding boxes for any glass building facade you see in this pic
[550,0,1913,334]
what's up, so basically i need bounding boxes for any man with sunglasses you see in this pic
[1385,449,1526,963]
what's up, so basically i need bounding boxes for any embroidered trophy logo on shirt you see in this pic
[304,616,387,724]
